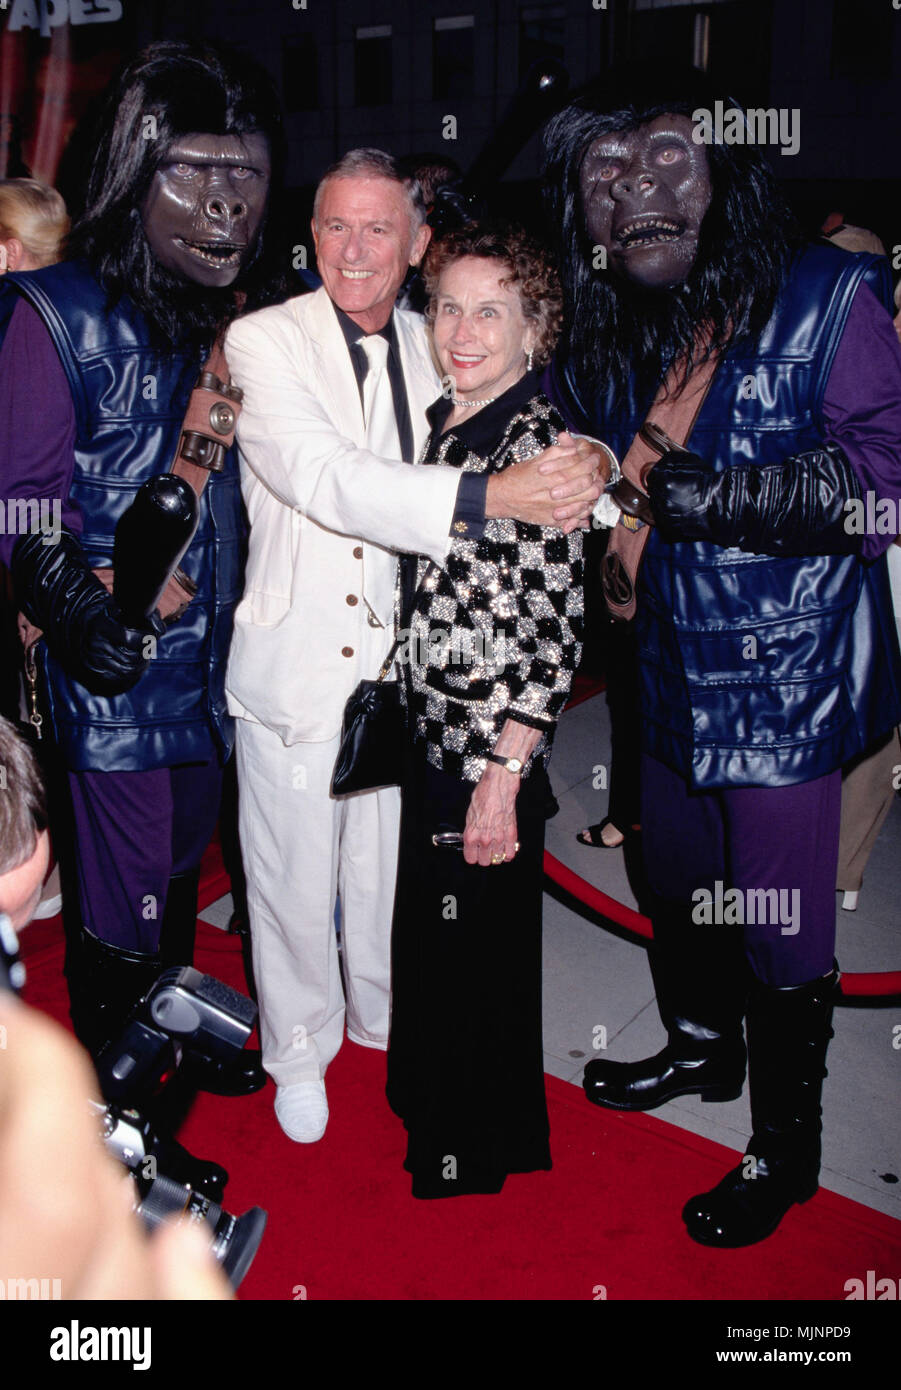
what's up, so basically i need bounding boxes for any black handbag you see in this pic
[331,563,432,796]
[331,653,404,796]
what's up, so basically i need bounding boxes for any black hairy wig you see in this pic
[543,62,800,409]
[67,40,289,348]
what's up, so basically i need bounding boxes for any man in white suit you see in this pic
[225,150,602,1142]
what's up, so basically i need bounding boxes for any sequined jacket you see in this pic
[404,374,584,784]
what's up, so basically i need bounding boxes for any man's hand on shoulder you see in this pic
[485,434,606,532]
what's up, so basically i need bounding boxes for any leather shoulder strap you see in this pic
[169,336,243,498]
[603,339,720,622]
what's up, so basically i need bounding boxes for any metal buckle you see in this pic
[608,477,655,526]
[179,431,226,471]
[197,371,243,405]
[208,400,236,436]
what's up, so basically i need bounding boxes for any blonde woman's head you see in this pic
[0,179,69,273]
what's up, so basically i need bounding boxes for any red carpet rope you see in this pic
[543,851,901,999]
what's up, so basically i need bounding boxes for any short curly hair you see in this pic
[422,222,563,368]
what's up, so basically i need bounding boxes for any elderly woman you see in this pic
[0,178,69,274]
[386,223,584,1199]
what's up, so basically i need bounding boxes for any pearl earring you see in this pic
[526,348,534,372]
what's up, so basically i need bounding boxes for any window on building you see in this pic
[519,6,565,86]
[629,2,772,104]
[282,34,319,114]
[433,16,475,102]
[355,25,393,107]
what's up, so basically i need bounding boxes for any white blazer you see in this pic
[224,288,459,745]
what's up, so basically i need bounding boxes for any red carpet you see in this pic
[564,670,605,710]
[19,904,901,1301]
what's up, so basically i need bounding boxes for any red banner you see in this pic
[0,1,139,183]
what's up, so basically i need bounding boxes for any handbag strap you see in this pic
[376,558,436,683]
[602,338,720,622]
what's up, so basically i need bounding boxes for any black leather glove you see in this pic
[646,443,863,556]
[12,527,158,695]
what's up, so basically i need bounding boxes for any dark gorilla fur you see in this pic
[67,40,290,349]
[543,63,800,408]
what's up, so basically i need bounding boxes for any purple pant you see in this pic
[640,754,840,987]
[66,757,223,953]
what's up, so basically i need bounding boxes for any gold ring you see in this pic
[491,851,506,865]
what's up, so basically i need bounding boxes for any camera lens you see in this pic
[134,1173,266,1290]
[215,1207,268,1290]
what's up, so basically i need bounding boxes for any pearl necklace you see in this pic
[451,394,498,408]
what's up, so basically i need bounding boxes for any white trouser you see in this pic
[235,719,401,1086]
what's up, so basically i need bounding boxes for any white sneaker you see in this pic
[274,1080,328,1143]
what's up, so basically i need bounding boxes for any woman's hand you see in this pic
[464,764,520,867]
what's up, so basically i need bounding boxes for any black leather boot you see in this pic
[158,869,267,1097]
[67,926,162,1059]
[66,927,229,1200]
[157,869,205,970]
[583,899,748,1110]
[682,964,839,1247]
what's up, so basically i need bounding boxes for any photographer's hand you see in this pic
[0,994,231,1300]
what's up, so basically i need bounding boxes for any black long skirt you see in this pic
[386,753,552,1199]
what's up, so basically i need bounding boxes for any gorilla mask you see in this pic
[67,40,289,346]
[580,113,711,291]
[141,131,271,288]
[543,62,796,403]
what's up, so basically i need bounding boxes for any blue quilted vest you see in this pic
[5,261,243,772]
[558,244,901,789]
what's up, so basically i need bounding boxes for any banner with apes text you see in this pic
[1,1,142,186]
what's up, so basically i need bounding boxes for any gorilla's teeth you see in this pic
[617,217,682,246]
[183,241,241,266]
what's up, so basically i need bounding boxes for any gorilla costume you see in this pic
[543,65,901,1246]
[0,42,289,1146]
